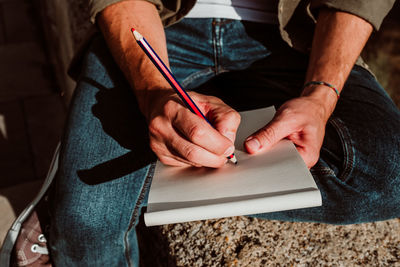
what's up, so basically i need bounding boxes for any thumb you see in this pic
[244,119,293,154]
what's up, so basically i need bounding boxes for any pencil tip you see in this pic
[229,154,238,165]
[131,28,135,33]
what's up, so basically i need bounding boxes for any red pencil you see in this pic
[131,28,237,164]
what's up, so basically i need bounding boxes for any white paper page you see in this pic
[145,107,321,224]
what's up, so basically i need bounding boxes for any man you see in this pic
[49,0,400,266]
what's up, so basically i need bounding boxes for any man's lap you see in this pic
[51,23,400,235]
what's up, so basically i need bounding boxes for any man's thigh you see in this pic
[309,65,400,224]
[49,35,156,265]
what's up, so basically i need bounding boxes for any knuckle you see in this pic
[226,110,241,124]
[163,99,177,116]
[278,106,295,118]
[148,118,163,136]
[219,144,230,156]
[259,126,276,144]
[233,111,241,123]
[209,95,223,103]
[164,98,175,109]
[149,140,161,154]
[200,93,218,102]
[148,125,157,136]
[183,145,201,162]
[188,124,205,141]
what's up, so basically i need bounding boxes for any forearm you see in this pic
[97,0,170,117]
[303,8,373,118]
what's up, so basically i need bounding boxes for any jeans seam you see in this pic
[329,117,355,182]
[181,67,215,88]
[212,19,226,74]
[311,166,336,176]
[212,19,218,74]
[123,162,156,267]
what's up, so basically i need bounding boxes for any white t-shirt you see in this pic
[185,0,278,24]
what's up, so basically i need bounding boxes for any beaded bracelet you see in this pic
[303,81,340,99]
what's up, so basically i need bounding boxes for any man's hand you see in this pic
[244,9,373,168]
[147,91,240,168]
[98,2,241,168]
[245,95,329,168]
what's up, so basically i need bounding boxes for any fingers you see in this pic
[168,133,228,167]
[294,130,322,168]
[158,155,193,167]
[211,107,241,144]
[296,146,320,169]
[148,92,240,168]
[151,130,228,168]
[149,112,231,168]
[243,100,325,169]
[173,110,235,157]
[191,92,241,143]
[244,118,320,168]
[245,115,295,154]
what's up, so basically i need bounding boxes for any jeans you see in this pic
[49,19,400,266]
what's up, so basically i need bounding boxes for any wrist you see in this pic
[136,87,175,121]
[301,84,338,120]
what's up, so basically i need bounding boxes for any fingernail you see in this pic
[224,146,235,157]
[225,132,235,143]
[245,137,261,151]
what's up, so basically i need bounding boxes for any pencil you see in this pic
[131,28,237,164]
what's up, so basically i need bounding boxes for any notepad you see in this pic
[144,106,322,226]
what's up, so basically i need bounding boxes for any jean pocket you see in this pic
[314,117,355,183]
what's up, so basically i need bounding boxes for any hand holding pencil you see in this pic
[131,28,239,167]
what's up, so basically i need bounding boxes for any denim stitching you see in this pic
[212,19,219,74]
[212,19,229,74]
[217,21,224,74]
[311,166,336,176]
[181,67,215,88]
[328,117,355,182]
[123,162,156,267]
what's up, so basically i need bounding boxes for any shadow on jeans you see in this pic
[76,77,156,185]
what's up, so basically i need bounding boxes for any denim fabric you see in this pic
[49,18,400,266]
